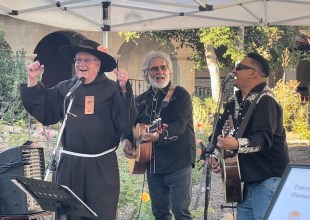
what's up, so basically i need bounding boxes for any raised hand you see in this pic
[27,61,44,87]
[113,68,129,92]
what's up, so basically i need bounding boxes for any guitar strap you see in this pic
[235,87,271,138]
[155,84,176,118]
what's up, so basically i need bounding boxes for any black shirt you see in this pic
[213,82,289,182]
[134,82,196,174]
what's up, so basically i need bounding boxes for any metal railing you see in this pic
[129,79,149,96]
[194,84,235,101]
[128,79,235,100]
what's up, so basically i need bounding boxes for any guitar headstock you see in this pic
[222,115,235,138]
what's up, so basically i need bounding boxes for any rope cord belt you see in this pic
[61,147,117,158]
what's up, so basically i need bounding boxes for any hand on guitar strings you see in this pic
[209,157,222,173]
[122,139,136,159]
[216,135,239,150]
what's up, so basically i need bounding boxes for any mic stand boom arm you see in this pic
[192,83,227,220]
[44,96,74,181]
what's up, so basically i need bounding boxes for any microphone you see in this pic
[65,77,86,100]
[221,72,234,87]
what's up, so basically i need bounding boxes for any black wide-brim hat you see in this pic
[59,39,117,72]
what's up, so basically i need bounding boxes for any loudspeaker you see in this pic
[0,145,45,215]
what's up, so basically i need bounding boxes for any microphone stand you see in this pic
[44,96,75,181]
[193,82,227,220]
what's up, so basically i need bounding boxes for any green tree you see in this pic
[119,26,306,99]
[0,29,28,123]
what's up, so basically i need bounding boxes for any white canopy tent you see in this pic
[0,0,310,33]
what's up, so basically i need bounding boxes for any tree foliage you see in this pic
[0,29,28,123]
[120,26,308,101]
[244,26,304,79]
[119,26,306,75]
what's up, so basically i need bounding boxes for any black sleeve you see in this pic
[20,82,63,126]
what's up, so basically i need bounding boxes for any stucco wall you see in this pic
[0,15,195,94]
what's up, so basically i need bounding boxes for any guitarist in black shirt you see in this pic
[122,50,196,220]
[210,52,289,220]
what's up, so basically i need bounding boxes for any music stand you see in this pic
[11,176,97,220]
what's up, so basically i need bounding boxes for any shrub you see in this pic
[192,96,217,140]
[272,80,309,142]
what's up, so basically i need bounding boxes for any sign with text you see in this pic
[264,164,310,220]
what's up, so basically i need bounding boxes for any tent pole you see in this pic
[102,31,108,48]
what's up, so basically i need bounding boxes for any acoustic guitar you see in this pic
[219,115,243,203]
[128,119,162,174]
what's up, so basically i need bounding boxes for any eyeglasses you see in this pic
[147,65,168,73]
[74,58,98,65]
[236,63,256,71]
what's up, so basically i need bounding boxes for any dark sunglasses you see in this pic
[147,65,168,73]
[236,63,256,71]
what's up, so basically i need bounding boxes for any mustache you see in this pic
[155,75,165,80]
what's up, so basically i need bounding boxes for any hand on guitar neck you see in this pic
[142,119,167,142]
[141,126,159,142]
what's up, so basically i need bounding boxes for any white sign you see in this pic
[264,164,310,220]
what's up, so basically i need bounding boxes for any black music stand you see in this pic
[11,176,97,220]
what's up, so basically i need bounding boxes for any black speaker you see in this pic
[0,145,45,215]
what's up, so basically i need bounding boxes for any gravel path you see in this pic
[191,144,310,220]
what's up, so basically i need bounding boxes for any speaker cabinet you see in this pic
[0,146,45,215]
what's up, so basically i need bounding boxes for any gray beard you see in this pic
[149,75,169,89]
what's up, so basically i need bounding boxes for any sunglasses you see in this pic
[147,65,168,73]
[236,63,256,71]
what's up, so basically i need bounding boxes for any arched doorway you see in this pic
[34,31,86,88]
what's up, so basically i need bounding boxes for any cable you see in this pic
[0,160,29,173]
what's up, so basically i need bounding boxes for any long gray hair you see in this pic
[142,50,173,84]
